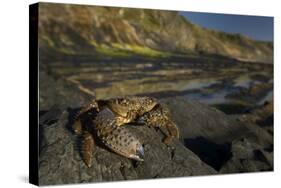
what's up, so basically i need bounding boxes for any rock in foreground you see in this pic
[161,97,273,173]
[39,107,216,185]
[39,94,273,185]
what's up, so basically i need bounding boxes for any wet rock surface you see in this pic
[38,72,273,185]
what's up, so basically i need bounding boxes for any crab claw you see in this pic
[129,145,145,161]
[100,123,145,162]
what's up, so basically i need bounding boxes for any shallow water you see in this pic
[234,74,261,88]
[185,90,230,104]
[182,78,219,91]
[47,59,273,111]
[258,90,273,105]
[181,71,272,105]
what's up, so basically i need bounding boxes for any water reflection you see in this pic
[48,60,273,112]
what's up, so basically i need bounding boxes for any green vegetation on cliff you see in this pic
[38,3,273,63]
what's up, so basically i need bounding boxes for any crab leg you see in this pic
[72,118,83,135]
[145,119,179,145]
[137,104,180,145]
[81,131,95,168]
[75,100,99,120]
[162,120,180,145]
[73,100,99,135]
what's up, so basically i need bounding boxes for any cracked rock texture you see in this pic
[38,72,273,185]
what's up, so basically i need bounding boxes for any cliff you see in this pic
[38,3,273,63]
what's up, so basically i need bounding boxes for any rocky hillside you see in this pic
[38,3,273,63]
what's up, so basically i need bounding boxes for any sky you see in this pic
[180,11,273,42]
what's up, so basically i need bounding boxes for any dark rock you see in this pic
[217,101,274,173]
[39,108,216,185]
[39,96,274,185]
[184,137,232,171]
[160,97,273,173]
[161,97,249,144]
[38,74,273,184]
[219,137,273,173]
[39,70,93,110]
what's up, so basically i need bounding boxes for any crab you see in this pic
[72,96,179,167]
[137,103,180,145]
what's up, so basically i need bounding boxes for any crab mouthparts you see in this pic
[136,117,146,125]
